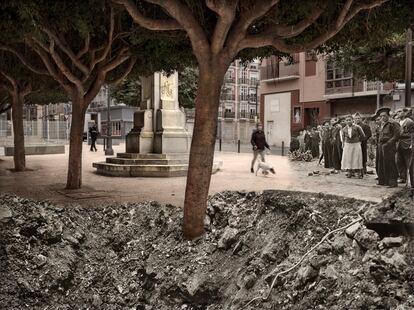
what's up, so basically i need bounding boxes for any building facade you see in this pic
[259,52,400,147]
[218,59,260,143]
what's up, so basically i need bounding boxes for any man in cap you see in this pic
[396,108,414,184]
[376,107,400,187]
[354,112,372,174]
[250,122,271,173]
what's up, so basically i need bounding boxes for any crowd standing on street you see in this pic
[313,107,414,188]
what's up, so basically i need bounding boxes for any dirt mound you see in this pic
[0,190,413,310]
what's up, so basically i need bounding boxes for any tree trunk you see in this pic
[66,97,86,189]
[183,65,225,239]
[11,93,26,171]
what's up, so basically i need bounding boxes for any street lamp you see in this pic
[255,81,259,123]
[105,86,114,155]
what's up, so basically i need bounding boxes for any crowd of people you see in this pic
[292,107,414,188]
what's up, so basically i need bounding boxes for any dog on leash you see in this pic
[255,161,276,176]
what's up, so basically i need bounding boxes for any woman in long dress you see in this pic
[341,115,366,178]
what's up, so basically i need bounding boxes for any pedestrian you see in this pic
[396,108,414,184]
[341,115,365,178]
[353,112,372,174]
[250,122,271,173]
[304,127,312,152]
[310,127,320,158]
[330,118,343,173]
[298,130,306,152]
[89,124,99,152]
[376,107,400,187]
[321,121,332,168]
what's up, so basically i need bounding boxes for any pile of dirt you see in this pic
[0,189,413,310]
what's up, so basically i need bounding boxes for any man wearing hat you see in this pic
[396,108,414,185]
[376,107,400,187]
[354,112,372,174]
[250,122,271,173]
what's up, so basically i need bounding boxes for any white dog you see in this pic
[255,161,276,176]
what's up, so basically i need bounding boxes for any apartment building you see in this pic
[218,59,260,142]
[259,52,397,147]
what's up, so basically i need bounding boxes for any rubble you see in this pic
[0,189,413,310]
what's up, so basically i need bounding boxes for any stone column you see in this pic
[153,72,190,154]
[126,72,190,154]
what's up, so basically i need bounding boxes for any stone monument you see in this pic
[93,72,222,177]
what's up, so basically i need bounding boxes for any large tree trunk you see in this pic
[183,65,226,239]
[11,93,26,172]
[66,97,86,189]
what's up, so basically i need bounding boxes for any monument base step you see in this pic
[93,153,222,177]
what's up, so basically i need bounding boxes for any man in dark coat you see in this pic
[354,112,372,174]
[330,118,343,173]
[377,108,400,187]
[396,108,414,184]
[89,124,99,152]
[250,122,270,173]
[310,127,320,158]
[321,121,332,168]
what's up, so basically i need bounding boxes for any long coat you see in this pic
[321,128,332,168]
[331,126,343,170]
[377,121,400,186]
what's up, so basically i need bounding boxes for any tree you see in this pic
[320,1,414,81]
[178,67,198,109]
[0,52,42,171]
[1,0,136,188]
[113,0,398,239]
[109,78,141,106]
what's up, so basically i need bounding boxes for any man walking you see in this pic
[89,124,99,152]
[250,122,270,173]
[354,112,372,174]
[376,108,400,187]
[396,108,414,184]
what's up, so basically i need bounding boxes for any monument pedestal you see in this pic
[93,72,222,177]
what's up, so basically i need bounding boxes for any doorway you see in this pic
[304,108,319,128]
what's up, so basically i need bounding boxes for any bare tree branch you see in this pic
[112,0,183,31]
[84,46,130,104]
[239,0,389,52]
[0,46,49,76]
[0,70,18,91]
[47,38,84,91]
[77,33,91,59]
[42,27,90,75]
[27,39,72,93]
[89,7,116,72]
[207,0,238,55]
[107,56,137,85]
[226,0,280,56]
[143,0,210,62]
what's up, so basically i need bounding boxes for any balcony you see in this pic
[239,95,249,102]
[324,79,393,99]
[225,76,236,83]
[238,77,249,85]
[220,94,236,101]
[224,111,236,119]
[260,62,300,83]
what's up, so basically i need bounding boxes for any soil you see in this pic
[0,189,413,310]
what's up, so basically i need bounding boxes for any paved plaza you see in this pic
[0,143,400,206]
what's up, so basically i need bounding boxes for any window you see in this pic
[326,81,333,89]
[327,70,334,80]
[343,79,352,87]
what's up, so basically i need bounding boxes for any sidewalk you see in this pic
[0,143,400,206]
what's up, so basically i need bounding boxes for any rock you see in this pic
[297,265,318,285]
[92,294,102,307]
[388,252,407,270]
[354,227,379,250]
[0,205,12,221]
[381,237,403,248]
[217,227,239,250]
[331,234,351,253]
[320,264,339,280]
[345,222,361,238]
[33,254,47,267]
[243,274,257,289]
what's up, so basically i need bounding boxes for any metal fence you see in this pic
[0,119,70,146]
